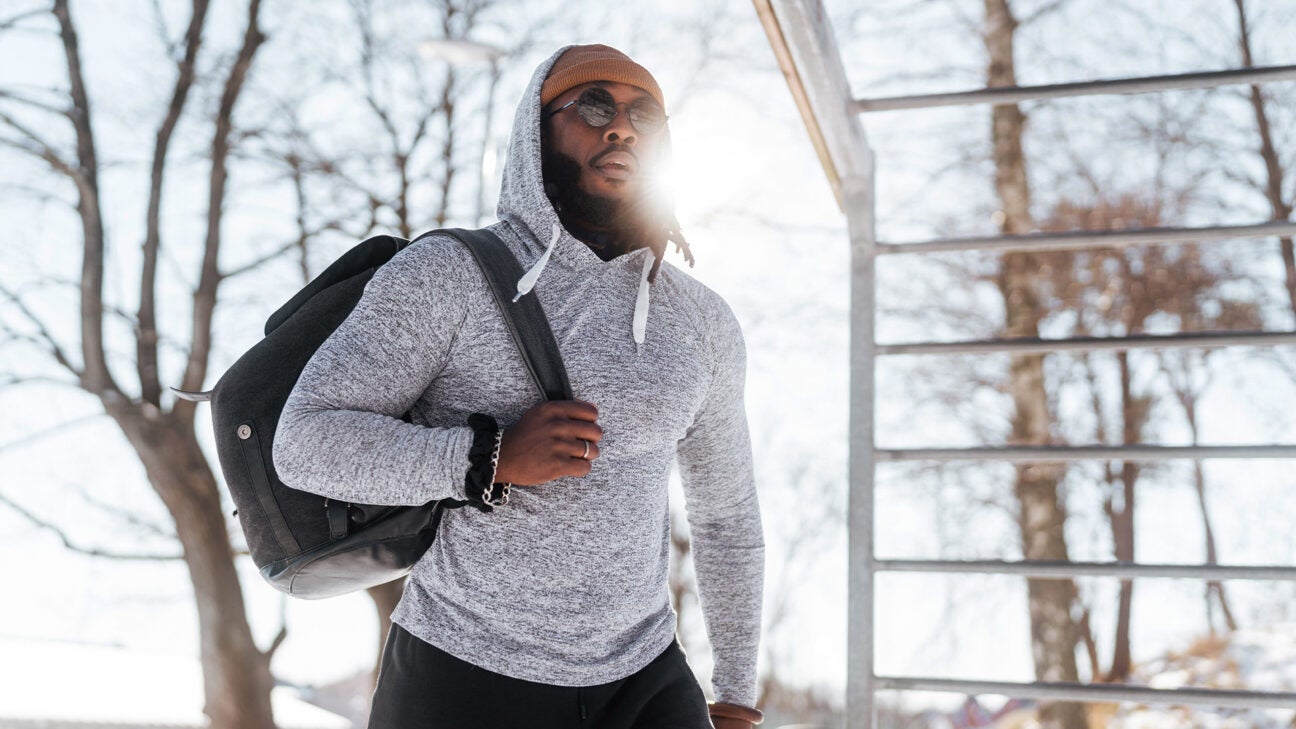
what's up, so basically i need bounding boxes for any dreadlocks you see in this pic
[644,214,694,284]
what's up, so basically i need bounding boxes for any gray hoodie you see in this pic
[273,46,764,706]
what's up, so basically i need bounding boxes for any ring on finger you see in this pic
[581,439,591,460]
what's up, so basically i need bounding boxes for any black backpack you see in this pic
[174,228,571,599]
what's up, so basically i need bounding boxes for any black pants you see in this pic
[367,623,713,729]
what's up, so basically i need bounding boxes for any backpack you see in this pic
[173,228,571,599]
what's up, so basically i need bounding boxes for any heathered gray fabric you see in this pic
[272,46,764,706]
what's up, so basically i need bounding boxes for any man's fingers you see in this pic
[552,419,603,443]
[570,437,600,461]
[552,399,599,422]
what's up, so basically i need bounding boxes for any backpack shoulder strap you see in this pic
[432,228,573,403]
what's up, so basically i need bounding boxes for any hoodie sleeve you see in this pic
[272,237,477,506]
[675,295,765,708]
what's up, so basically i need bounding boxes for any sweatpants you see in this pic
[366,622,714,729]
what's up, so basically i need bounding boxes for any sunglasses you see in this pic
[544,86,668,135]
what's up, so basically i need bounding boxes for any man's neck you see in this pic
[558,213,641,262]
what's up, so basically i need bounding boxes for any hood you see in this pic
[496,45,693,351]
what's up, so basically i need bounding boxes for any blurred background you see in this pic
[1,0,1294,727]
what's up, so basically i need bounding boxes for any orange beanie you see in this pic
[540,44,664,108]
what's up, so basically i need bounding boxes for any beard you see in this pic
[543,149,623,227]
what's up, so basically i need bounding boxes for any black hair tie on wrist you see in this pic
[465,412,510,511]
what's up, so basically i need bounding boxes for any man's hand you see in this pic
[493,399,603,485]
[708,702,763,729]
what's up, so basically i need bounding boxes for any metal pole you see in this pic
[875,443,1296,462]
[845,165,876,729]
[854,63,1296,112]
[874,676,1296,710]
[876,329,1296,356]
[756,2,883,722]
[872,559,1296,581]
[876,220,1296,255]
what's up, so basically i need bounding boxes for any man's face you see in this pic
[542,81,665,216]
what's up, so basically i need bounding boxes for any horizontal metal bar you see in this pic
[876,220,1296,255]
[855,64,1296,113]
[877,329,1296,357]
[873,559,1296,581]
[875,676,1296,710]
[876,444,1296,462]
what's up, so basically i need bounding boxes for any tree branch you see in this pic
[0,88,72,117]
[0,110,76,177]
[0,412,98,456]
[177,0,265,425]
[218,238,301,280]
[0,280,83,378]
[0,6,52,32]
[0,371,81,391]
[64,482,179,541]
[263,625,289,661]
[148,0,177,60]
[1018,0,1072,27]
[0,180,76,211]
[138,0,211,409]
[0,491,183,561]
[52,0,117,398]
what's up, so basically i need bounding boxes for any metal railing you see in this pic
[755,0,1296,726]
[878,220,1296,254]
[853,64,1296,113]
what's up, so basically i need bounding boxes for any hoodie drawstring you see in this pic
[513,223,562,303]
[632,253,653,348]
[512,222,654,350]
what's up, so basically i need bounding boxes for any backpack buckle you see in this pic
[324,499,349,540]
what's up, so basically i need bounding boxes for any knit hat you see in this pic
[540,44,665,109]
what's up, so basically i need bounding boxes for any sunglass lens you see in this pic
[628,101,666,133]
[570,87,667,134]
[576,88,617,127]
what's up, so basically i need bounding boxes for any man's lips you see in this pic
[592,149,638,180]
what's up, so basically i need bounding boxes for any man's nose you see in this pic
[601,109,636,145]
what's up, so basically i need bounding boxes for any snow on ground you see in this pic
[902,626,1296,729]
[0,634,349,728]
[1105,625,1296,729]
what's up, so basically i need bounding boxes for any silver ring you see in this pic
[581,439,590,460]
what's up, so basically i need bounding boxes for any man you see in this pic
[274,44,765,729]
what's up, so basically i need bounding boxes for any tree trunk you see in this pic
[1194,458,1238,633]
[1233,0,1296,315]
[108,403,277,729]
[984,1,1086,726]
[1183,395,1237,633]
[45,3,277,725]
[1106,353,1136,681]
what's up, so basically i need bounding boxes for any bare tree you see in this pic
[1232,0,1295,316]
[982,1,1086,726]
[1157,349,1239,634]
[0,2,277,728]
[1038,192,1263,678]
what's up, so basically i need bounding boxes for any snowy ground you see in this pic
[897,625,1296,729]
[1105,625,1296,729]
